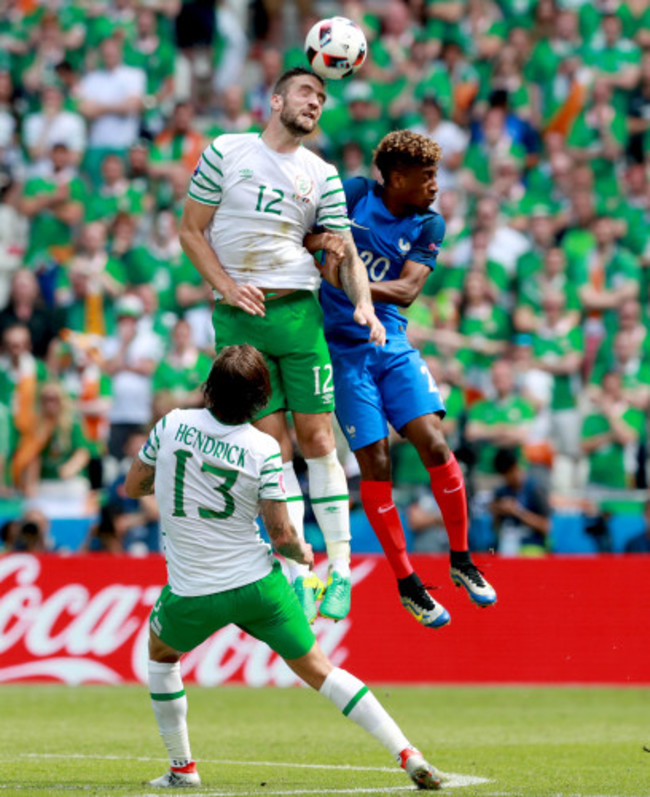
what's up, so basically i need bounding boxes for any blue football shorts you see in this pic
[328,337,446,451]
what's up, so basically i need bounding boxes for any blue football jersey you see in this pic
[320,176,445,343]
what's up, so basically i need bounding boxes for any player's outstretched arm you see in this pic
[261,499,314,567]
[337,230,386,346]
[180,198,266,317]
[125,458,156,498]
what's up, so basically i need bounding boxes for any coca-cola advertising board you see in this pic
[1,553,648,685]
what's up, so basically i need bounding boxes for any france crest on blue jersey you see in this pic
[320,177,445,343]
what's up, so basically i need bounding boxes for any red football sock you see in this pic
[360,480,413,580]
[427,454,469,552]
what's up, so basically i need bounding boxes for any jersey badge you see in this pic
[239,168,254,179]
[398,237,411,253]
[294,173,314,198]
[429,242,441,254]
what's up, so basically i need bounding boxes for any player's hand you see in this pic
[221,282,266,316]
[303,231,345,258]
[353,302,386,346]
[319,250,344,289]
[301,542,315,569]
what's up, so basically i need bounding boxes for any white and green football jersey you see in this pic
[189,133,350,295]
[139,407,286,596]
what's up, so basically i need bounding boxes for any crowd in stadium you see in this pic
[1,0,650,556]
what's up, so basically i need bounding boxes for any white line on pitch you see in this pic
[18,752,478,777]
[17,753,491,790]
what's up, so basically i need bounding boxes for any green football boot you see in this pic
[293,574,325,624]
[319,570,351,621]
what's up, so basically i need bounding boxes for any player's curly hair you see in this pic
[203,344,271,425]
[374,130,442,182]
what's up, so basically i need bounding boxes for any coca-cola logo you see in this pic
[0,555,376,686]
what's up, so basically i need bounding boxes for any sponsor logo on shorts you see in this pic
[345,425,356,437]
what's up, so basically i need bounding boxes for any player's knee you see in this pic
[423,432,450,467]
[359,452,391,481]
[299,429,336,458]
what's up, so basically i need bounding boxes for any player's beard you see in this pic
[280,106,314,137]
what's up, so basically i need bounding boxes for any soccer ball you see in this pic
[304,16,367,80]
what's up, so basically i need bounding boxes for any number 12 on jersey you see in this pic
[255,185,284,215]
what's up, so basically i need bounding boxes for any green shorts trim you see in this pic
[150,561,316,660]
[212,291,335,418]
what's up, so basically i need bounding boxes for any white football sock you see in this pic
[148,660,193,767]
[282,461,310,581]
[319,667,410,758]
[306,450,351,575]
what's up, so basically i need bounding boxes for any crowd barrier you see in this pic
[1,553,648,686]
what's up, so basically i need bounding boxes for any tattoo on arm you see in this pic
[129,459,156,496]
[338,229,372,306]
[261,499,307,563]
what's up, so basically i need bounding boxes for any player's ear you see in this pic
[270,93,283,112]
[391,171,405,189]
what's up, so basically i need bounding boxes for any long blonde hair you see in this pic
[38,380,75,448]
[11,380,76,486]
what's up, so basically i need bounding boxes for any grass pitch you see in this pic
[0,684,648,796]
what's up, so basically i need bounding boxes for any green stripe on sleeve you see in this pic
[150,689,186,701]
[202,152,224,175]
[194,171,222,190]
[188,189,220,206]
[342,686,368,717]
[321,187,344,198]
[210,143,224,159]
[261,467,283,475]
[326,174,341,182]
[318,213,348,221]
[264,452,282,462]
